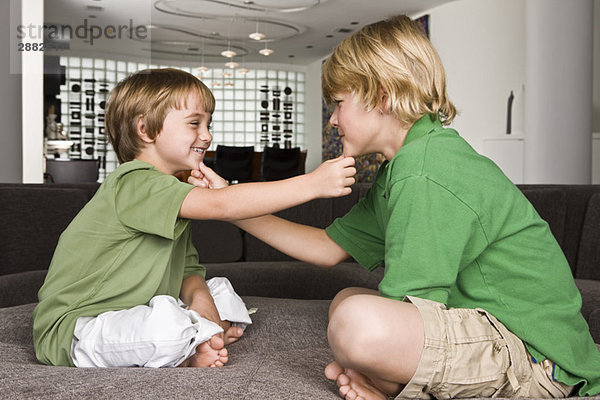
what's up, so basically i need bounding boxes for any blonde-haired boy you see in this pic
[194,15,600,399]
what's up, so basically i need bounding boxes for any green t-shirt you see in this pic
[33,160,203,367]
[326,115,600,395]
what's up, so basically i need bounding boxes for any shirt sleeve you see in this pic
[115,169,194,239]
[379,175,488,303]
[326,184,386,271]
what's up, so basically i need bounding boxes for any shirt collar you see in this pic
[377,114,443,195]
[402,114,443,147]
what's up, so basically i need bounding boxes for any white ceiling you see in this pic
[44,0,454,66]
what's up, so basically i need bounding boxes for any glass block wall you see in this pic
[56,56,305,180]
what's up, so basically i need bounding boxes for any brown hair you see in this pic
[105,68,215,163]
[322,15,456,126]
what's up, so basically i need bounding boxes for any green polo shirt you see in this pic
[326,115,600,395]
[33,160,204,367]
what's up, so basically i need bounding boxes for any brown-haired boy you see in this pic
[33,68,356,368]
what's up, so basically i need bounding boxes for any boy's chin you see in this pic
[342,149,362,158]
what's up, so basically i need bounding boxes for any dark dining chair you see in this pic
[45,159,100,183]
[214,145,255,183]
[261,146,303,181]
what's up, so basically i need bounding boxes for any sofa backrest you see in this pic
[1,182,598,282]
[518,184,600,276]
[0,187,89,275]
[190,220,244,263]
[576,192,600,280]
[520,188,567,246]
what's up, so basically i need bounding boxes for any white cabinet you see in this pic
[482,137,525,184]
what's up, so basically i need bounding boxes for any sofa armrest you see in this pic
[589,309,600,344]
[0,270,46,308]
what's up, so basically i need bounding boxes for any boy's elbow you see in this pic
[313,253,349,269]
[314,260,338,269]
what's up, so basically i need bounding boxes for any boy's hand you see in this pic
[308,156,356,198]
[187,162,228,189]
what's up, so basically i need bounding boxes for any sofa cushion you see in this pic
[190,220,243,263]
[0,299,343,400]
[0,187,89,275]
[205,261,383,299]
[576,193,600,280]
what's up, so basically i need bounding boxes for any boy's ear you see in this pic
[378,88,390,114]
[136,114,154,144]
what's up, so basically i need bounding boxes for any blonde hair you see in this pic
[322,15,456,126]
[105,68,215,163]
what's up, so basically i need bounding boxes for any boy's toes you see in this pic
[337,372,351,387]
[208,335,225,350]
[325,360,345,380]
[340,386,359,400]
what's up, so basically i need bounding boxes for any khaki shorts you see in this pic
[396,296,574,399]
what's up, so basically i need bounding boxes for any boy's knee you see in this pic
[329,287,376,319]
[327,296,377,357]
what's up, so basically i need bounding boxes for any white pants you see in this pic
[71,277,251,368]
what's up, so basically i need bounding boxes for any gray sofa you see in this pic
[0,182,599,399]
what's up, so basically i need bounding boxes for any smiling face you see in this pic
[139,90,213,175]
[329,92,383,158]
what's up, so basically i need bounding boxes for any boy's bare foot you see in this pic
[325,361,388,400]
[223,325,244,345]
[180,335,228,368]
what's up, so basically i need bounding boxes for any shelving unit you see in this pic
[56,56,305,181]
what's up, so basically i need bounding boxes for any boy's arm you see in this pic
[186,162,351,267]
[234,215,350,268]
[179,156,355,221]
